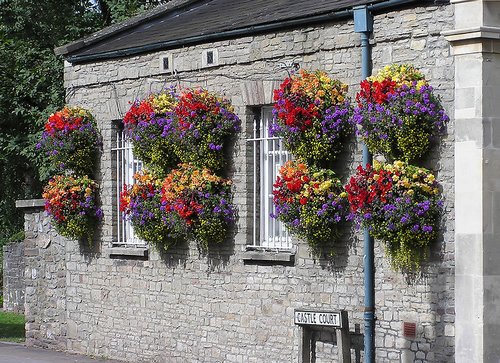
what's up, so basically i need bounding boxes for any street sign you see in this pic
[294,310,342,328]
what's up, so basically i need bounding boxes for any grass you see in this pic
[0,310,25,343]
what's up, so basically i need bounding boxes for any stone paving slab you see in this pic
[0,342,126,363]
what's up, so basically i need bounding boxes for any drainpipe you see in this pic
[353,6,375,363]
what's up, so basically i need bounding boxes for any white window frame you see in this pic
[247,107,292,251]
[112,128,146,247]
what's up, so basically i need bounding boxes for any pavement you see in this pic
[0,342,126,363]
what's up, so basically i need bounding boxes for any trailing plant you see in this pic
[123,90,179,174]
[161,163,236,249]
[37,106,101,176]
[272,160,348,255]
[345,160,442,271]
[172,88,241,171]
[352,64,449,162]
[270,69,352,166]
[120,170,184,249]
[43,174,102,242]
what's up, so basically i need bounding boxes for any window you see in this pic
[247,107,292,250]
[112,128,145,247]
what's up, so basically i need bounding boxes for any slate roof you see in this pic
[58,0,427,63]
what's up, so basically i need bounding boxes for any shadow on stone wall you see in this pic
[2,241,25,313]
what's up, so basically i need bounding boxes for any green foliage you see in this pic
[0,311,25,342]
[0,0,105,245]
[96,0,167,24]
[0,0,164,252]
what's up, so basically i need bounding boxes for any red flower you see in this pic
[356,79,397,106]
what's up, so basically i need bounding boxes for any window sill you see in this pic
[242,248,295,264]
[105,246,149,258]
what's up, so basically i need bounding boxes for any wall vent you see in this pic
[202,48,218,67]
[403,322,417,339]
[159,54,173,72]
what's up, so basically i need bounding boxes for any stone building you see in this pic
[11,0,500,362]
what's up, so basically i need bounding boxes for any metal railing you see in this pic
[112,130,146,247]
[247,108,292,250]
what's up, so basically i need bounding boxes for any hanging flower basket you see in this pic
[172,88,241,171]
[345,160,442,271]
[38,106,101,176]
[352,64,449,162]
[120,170,185,249]
[123,90,179,174]
[161,163,236,249]
[272,160,348,255]
[271,69,352,166]
[43,174,102,242]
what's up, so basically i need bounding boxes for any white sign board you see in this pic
[294,310,342,328]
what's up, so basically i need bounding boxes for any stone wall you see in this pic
[2,241,25,313]
[20,201,68,351]
[21,2,455,362]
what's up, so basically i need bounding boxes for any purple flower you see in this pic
[422,225,433,233]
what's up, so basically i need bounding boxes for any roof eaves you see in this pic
[66,7,355,64]
[55,0,200,56]
[63,0,435,64]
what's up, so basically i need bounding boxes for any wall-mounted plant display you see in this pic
[272,160,348,255]
[39,106,102,243]
[161,163,236,249]
[345,160,442,271]
[43,174,102,242]
[38,106,101,176]
[352,64,449,162]
[123,90,179,174]
[172,88,241,172]
[271,69,352,166]
[120,170,185,250]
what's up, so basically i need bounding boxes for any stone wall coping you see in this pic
[15,199,45,209]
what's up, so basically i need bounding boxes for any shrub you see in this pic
[271,69,352,166]
[172,88,241,171]
[352,64,449,162]
[38,106,101,176]
[43,174,102,242]
[272,160,348,255]
[161,163,236,249]
[120,170,185,249]
[123,90,179,174]
[345,160,442,270]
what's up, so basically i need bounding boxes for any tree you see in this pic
[0,0,165,248]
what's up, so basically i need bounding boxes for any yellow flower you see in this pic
[425,174,435,183]
[394,160,404,169]
[319,180,332,191]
